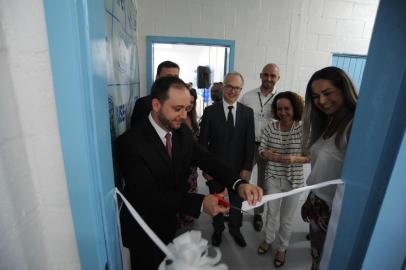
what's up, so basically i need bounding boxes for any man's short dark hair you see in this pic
[157,61,179,75]
[151,76,188,102]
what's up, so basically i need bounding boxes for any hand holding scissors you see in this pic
[214,193,251,215]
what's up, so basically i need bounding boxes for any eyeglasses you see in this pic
[224,84,242,92]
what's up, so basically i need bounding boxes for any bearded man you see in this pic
[116,76,263,270]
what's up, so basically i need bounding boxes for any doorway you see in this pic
[147,36,235,117]
[42,0,406,269]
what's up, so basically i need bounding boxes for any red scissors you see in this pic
[214,193,250,215]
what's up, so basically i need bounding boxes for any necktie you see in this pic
[165,132,172,159]
[226,106,234,139]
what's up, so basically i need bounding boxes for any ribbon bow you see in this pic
[161,230,228,270]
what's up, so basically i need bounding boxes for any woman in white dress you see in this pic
[301,66,358,270]
[257,91,310,267]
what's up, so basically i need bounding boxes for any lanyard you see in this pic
[258,92,274,113]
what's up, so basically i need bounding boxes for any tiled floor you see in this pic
[178,167,312,270]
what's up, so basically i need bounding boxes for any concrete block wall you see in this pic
[137,0,379,97]
[0,1,80,269]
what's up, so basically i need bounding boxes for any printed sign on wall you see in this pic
[105,0,140,139]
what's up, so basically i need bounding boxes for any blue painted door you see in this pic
[44,1,122,269]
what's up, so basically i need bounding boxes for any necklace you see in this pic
[278,121,295,153]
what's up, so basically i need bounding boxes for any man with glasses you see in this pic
[240,63,281,232]
[199,72,255,247]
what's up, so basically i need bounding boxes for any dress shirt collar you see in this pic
[222,99,237,123]
[148,113,171,145]
[222,99,237,110]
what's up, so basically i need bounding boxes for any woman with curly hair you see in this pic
[257,91,309,267]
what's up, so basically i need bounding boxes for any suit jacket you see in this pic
[199,102,255,174]
[130,95,152,127]
[115,118,240,267]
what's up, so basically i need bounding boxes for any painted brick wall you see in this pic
[137,0,379,97]
[0,1,80,269]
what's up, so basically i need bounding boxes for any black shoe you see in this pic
[229,229,247,247]
[253,214,263,232]
[211,230,222,247]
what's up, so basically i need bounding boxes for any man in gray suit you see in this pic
[199,72,255,247]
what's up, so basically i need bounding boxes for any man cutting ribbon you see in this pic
[116,76,262,270]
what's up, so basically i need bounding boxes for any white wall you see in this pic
[136,0,379,97]
[0,1,80,269]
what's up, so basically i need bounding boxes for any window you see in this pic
[332,54,367,91]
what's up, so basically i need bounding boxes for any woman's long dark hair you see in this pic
[302,66,358,149]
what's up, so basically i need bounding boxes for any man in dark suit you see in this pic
[130,60,179,127]
[199,72,255,248]
[116,76,262,270]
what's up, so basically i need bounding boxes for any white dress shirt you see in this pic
[222,99,237,126]
[240,87,277,142]
[148,113,171,146]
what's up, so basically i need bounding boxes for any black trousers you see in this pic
[121,207,172,270]
[207,179,243,231]
[128,239,164,270]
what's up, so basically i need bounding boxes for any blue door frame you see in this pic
[362,133,406,269]
[43,1,122,270]
[42,0,405,270]
[327,0,406,268]
[146,36,235,93]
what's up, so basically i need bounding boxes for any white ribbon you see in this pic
[115,188,228,270]
[241,179,344,211]
[115,188,175,260]
[115,179,344,269]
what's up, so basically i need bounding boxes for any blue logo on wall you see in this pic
[116,104,127,123]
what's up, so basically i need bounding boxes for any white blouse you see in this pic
[307,134,346,208]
